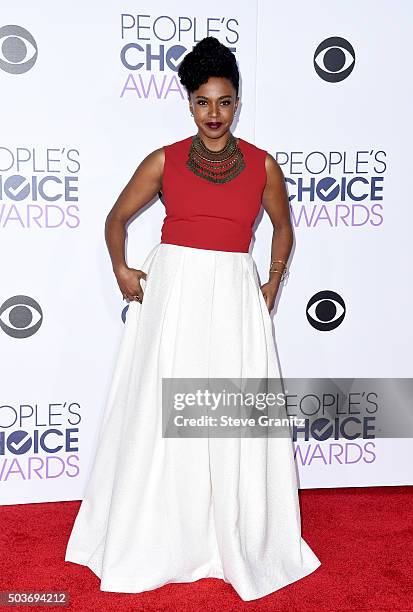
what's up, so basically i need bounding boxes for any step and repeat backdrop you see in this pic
[1,1,412,504]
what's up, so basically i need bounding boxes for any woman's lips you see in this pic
[206,122,222,129]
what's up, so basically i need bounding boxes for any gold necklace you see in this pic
[186,132,246,183]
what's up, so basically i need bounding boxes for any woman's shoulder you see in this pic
[163,135,192,151]
[238,136,268,158]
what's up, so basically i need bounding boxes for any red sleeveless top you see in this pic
[160,135,267,253]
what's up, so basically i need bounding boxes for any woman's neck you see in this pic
[197,130,233,151]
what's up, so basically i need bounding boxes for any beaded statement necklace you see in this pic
[186,132,246,184]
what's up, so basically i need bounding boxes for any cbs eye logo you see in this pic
[314,36,355,82]
[0,25,38,74]
[0,295,43,338]
[306,290,346,331]
[121,304,129,323]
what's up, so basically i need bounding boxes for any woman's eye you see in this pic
[196,100,231,106]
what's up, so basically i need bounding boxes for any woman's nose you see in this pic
[208,105,219,118]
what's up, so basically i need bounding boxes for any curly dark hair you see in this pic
[178,36,239,96]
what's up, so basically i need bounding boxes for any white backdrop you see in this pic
[1,1,411,504]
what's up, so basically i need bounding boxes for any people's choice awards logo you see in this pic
[119,14,239,100]
[0,402,81,482]
[0,147,80,229]
[314,36,355,82]
[306,290,346,331]
[277,148,386,228]
[0,295,43,338]
[0,25,38,74]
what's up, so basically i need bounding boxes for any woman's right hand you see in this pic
[114,266,147,302]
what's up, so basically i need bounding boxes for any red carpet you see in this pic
[1,486,412,611]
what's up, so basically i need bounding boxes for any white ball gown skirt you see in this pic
[65,242,321,601]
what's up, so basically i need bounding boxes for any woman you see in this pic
[65,36,321,601]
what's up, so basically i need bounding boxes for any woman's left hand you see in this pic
[260,281,279,312]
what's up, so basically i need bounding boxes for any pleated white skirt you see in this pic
[65,242,321,601]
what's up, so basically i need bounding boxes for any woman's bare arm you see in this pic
[260,153,294,311]
[105,147,165,301]
[105,147,165,272]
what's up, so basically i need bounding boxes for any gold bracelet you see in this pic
[270,259,287,268]
[269,267,288,281]
[269,258,289,282]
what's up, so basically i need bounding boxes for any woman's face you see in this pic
[189,77,239,143]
